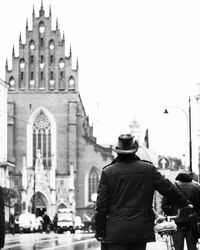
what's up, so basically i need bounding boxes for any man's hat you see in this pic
[115,134,138,154]
[175,171,193,183]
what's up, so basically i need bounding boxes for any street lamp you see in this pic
[164,96,192,173]
[33,165,36,215]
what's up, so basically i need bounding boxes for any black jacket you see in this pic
[162,173,200,227]
[95,154,188,244]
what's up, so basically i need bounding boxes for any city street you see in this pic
[3,232,172,250]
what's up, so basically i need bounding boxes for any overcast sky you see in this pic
[0,0,200,171]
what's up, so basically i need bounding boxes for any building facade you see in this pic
[6,3,113,219]
[0,79,9,187]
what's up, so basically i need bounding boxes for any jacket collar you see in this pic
[112,154,141,163]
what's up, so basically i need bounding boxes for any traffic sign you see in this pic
[158,156,171,169]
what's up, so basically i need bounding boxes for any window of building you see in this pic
[40,71,44,80]
[50,71,54,80]
[29,40,35,50]
[39,55,44,69]
[30,71,34,81]
[20,58,25,69]
[59,58,65,68]
[40,38,44,47]
[39,22,45,34]
[9,77,15,89]
[49,40,54,50]
[20,72,24,81]
[50,55,53,63]
[33,110,52,168]
[68,76,75,90]
[30,55,34,64]
[88,168,99,201]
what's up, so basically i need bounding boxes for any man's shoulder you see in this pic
[102,163,113,170]
[139,159,154,166]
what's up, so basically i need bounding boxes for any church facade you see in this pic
[6,3,113,219]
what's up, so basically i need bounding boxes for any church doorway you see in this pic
[30,192,48,216]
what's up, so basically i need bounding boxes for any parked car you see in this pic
[19,212,36,233]
[57,208,75,234]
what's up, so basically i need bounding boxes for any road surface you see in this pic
[4,232,195,249]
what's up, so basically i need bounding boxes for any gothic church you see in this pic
[6,2,113,219]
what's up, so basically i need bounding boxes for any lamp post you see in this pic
[164,96,192,173]
[33,165,36,215]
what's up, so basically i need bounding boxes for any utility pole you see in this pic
[188,96,192,173]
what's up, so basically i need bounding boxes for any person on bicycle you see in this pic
[162,171,200,250]
[95,134,190,250]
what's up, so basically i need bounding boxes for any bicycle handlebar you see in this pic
[153,204,193,222]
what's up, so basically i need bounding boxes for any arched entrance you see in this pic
[30,192,48,216]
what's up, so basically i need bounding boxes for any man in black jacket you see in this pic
[162,171,200,250]
[95,134,190,250]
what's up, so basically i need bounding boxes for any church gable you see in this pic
[5,3,78,92]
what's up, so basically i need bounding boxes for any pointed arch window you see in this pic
[33,110,52,168]
[20,72,24,81]
[88,168,99,201]
[19,58,25,69]
[39,22,45,34]
[40,71,44,80]
[68,76,75,90]
[29,40,35,50]
[9,77,15,90]
[30,71,34,80]
[50,71,54,80]
[30,55,34,64]
[50,55,54,63]
[40,38,44,47]
[49,40,55,50]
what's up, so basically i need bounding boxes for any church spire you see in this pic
[26,18,28,30]
[5,58,8,70]
[76,57,79,70]
[19,32,21,44]
[39,0,45,16]
[49,5,52,16]
[12,46,15,57]
[56,18,58,29]
[69,44,72,57]
[32,5,35,18]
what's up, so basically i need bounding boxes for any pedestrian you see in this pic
[83,213,92,232]
[14,214,20,233]
[0,187,5,249]
[53,213,58,233]
[35,215,43,233]
[94,134,191,250]
[42,212,51,233]
[9,213,15,235]
[161,171,200,250]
